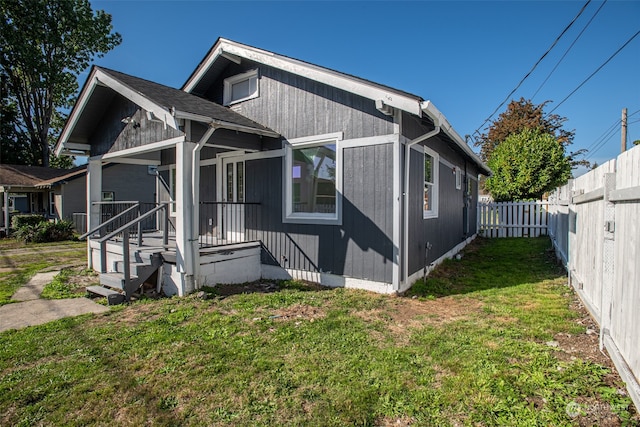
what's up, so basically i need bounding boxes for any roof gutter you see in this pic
[172,110,280,139]
[402,101,441,289]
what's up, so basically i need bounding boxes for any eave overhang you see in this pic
[421,101,491,176]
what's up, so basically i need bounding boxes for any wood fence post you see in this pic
[600,172,616,351]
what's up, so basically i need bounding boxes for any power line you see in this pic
[472,0,592,137]
[584,118,620,154]
[549,29,640,114]
[586,129,619,159]
[532,0,607,100]
[580,108,638,161]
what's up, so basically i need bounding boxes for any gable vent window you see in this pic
[223,69,259,105]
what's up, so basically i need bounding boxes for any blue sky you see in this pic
[90,0,639,174]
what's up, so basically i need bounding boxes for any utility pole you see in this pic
[621,107,627,153]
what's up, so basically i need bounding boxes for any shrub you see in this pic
[14,220,75,243]
[11,214,45,229]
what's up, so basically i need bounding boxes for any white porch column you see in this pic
[175,141,200,295]
[86,159,102,269]
[3,190,9,233]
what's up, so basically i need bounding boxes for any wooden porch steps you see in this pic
[87,250,163,304]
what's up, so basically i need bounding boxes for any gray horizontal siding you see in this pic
[204,62,395,141]
[407,146,475,276]
[243,143,394,283]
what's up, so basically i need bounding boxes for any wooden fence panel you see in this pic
[477,201,549,238]
[569,160,617,320]
[610,148,640,402]
[546,146,640,411]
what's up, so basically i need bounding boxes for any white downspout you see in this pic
[401,101,441,290]
[190,123,218,289]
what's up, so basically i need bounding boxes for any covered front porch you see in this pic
[82,197,264,300]
[54,66,282,300]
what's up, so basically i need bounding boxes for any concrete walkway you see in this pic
[0,271,109,333]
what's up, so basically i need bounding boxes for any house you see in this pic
[54,38,490,300]
[0,163,155,233]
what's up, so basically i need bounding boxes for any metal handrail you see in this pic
[79,203,139,240]
[94,203,170,281]
[97,203,168,243]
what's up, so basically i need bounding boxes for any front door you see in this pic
[222,158,245,242]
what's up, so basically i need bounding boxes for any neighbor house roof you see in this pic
[0,164,85,189]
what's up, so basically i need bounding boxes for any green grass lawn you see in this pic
[0,239,86,304]
[0,237,637,426]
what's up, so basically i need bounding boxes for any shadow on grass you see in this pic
[201,279,332,298]
[403,236,566,299]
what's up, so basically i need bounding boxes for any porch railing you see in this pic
[95,201,163,235]
[80,202,170,275]
[80,202,174,243]
[198,201,260,248]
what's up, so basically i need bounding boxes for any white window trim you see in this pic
[283,133,343,225]
[223,69,259,106]
[423,146,439,219]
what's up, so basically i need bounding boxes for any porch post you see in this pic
[86,159,102,269]
[3,190,9,234]
[175,141,199,295]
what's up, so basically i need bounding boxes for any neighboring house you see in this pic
[55,38,490,299]
[0,163,155,233]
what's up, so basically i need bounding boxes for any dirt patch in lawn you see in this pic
[389,296,483,326]
[272,303,326,322]
[353,295,483,344]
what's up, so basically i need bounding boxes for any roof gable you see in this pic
[55,66,279,156]
[182,38,489,174]
[182,38,424,116]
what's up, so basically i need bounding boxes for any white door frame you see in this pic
[217,152,247,242]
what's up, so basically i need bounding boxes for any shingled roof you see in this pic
[0,164,85,188]
[97,67,276,133]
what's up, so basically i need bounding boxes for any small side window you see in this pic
[223,69,259,105]
[423,146,439,219]
[455,167,462,190]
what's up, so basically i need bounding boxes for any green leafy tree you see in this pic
[0,0,121,167]
[633,140,640,146]
[475,98,587,167]
[485,128,572,201]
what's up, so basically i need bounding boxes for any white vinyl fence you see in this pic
[477,201,549,238]
[548,145,640,411]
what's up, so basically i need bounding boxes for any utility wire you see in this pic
[584,118,620,154]
[548,29,640,114]
[586,129,619,159]
[532,0,607,100]
[472,0,592,137]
